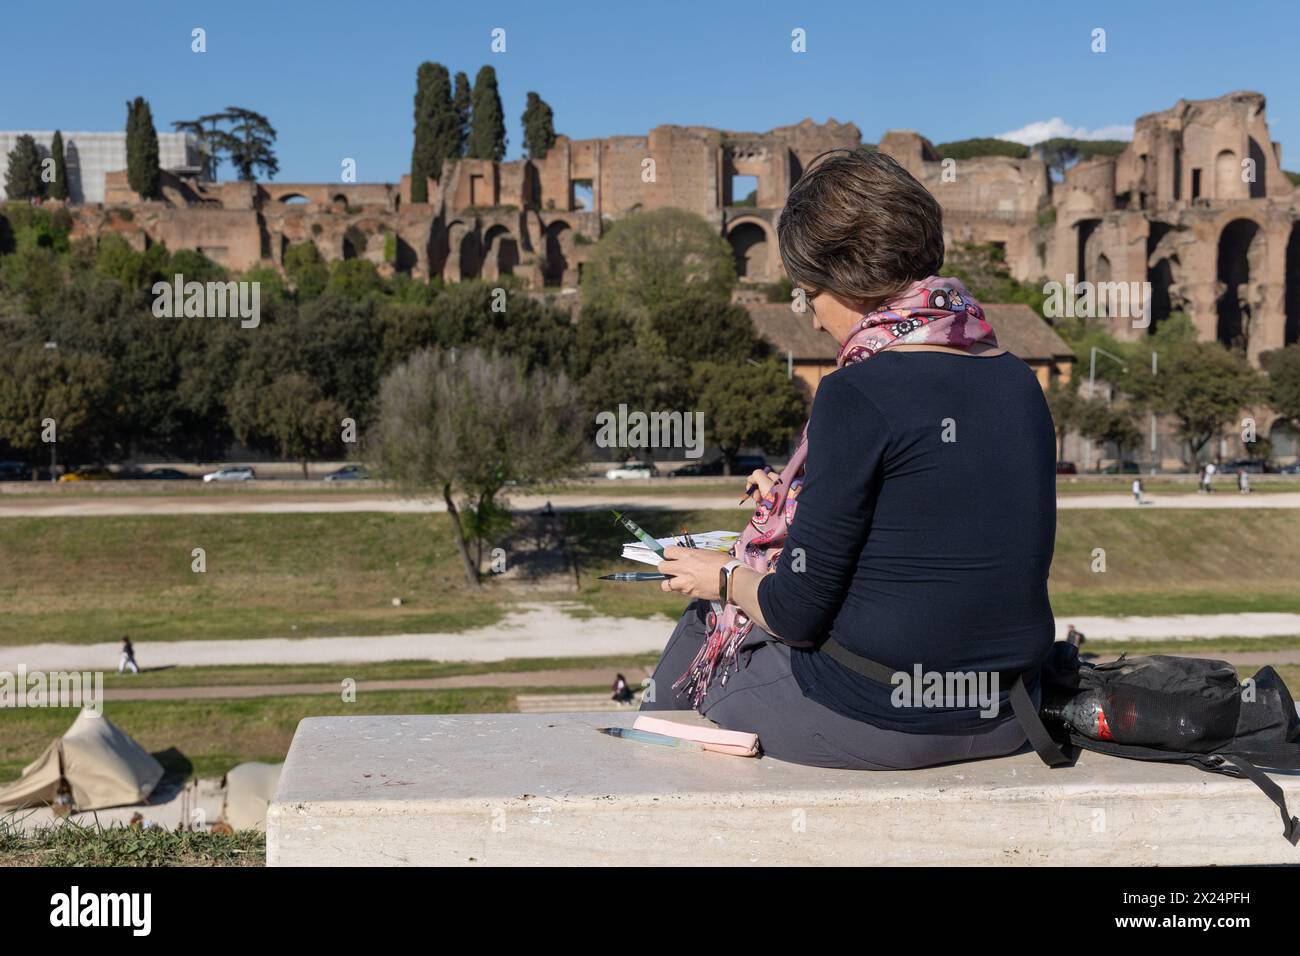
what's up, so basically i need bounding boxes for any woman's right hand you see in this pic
[742,469,781,505]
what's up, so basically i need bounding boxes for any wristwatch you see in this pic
[719,559,743,604]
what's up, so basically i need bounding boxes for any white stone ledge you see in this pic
[266,711,1300,866]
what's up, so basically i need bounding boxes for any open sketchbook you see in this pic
[621,531,740,567]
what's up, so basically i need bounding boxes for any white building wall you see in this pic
[0,131,200,203]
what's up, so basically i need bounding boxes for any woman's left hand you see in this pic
[658,546,735,600]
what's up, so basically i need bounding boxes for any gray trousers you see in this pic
[641,600,1030,770]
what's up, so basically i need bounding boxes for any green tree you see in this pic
[1124,316,1268,464]
[935,138,1029,160]
[126,97,161,198]
[48,131,69,201]
[216,107,279,181]
[1262,345,1300,426]
[1034,138,1128,178]
[467,65,507,161]
[4,134,46,201]
[581,208,736,315]
[369,348,584,587]
[521,92,556,159]
[453,71,472,157]
[410,63,458,201]
[0,345,112,467]
[229,371,343,478]
[694,360,805,474]
[1045,378,1085,462]
[283,242,329,299]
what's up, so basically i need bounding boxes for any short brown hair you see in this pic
[777,148,945,304]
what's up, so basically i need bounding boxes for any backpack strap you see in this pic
[820,637,1075,767]
[1209,755,1300,846]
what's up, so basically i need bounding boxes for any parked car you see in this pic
[58,467,114,482]
[1102,461,1141,475]
[202,466,256,483]
[324,465,370,482]
[0,460,31,481]
[668,460,724,478]
[1055,461,1078,475]
[138,468,193,480]
[604,462,657,480]
[1221,458,1267,474]
[1277,462,1300,475]
[732,455,769,475]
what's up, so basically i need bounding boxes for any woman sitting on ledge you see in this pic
[641,149,1057,770]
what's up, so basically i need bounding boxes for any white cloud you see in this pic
[997,117,1133,145]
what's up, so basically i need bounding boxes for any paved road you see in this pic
[2,606,1298,673]
[3,491,1300,517]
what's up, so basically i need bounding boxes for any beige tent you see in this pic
[0,710,164,812]
[221,762,283,831]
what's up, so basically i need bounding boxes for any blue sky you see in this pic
[3,0,1298,182]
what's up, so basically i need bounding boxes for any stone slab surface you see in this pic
[266,711,1300,866]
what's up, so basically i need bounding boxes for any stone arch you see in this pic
[542,220,572,287]
[726,219,774,281]
[1074,218,1102,283]
[1271,419,1299,463]
[1286,222,1300,346]
[1146,221,1177,333]
[278,193,310,205]
[458,229,481,280]
[482,225,519,279]
[1248,137,1267,199]
[1094,254,1113,317]
[1214,149,1239,200]
[1216,218,1265,349]
[331,193,349,213]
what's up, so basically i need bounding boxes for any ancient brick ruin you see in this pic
[62,91,1300,365]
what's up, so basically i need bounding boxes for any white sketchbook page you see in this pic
[621,531,739,567]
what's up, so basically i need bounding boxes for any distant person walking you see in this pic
[1065,624,1086,648]
[1200,462,1216,493]
[118,636,139,675]
[1238,469,1251,495]
[611,673,634,704]
[1132,477,1144,505]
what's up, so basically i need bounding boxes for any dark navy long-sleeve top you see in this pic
[757,350,1057,733]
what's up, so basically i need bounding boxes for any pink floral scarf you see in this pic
[673,276,998,707]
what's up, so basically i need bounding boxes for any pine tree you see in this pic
[467,65,507,161]
[126,97,161,199]
[410,62,459,202]
[453,71,471,157]
[3,134,45,200]
[49,130,69,200]
[521,92,556,159]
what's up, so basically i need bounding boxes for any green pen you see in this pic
[611,510,664,558]
[597,726,704,752]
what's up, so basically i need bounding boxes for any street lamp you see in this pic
[1084,346,1127,473]
[44,341,57,482]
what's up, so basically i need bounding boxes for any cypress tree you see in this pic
[3,134,45,200]
[521,92,556,160]
[453,71,471,157]
[126,97,161,199]
[410,62,458,202]
[49,130,69,200]
[467,65,507,161]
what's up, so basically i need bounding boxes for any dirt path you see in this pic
[3,491,1299,517]
[3,606,1299,674]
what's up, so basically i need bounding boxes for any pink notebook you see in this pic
[632,715,761,757]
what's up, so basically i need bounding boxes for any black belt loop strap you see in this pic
[1220,755,1300,846]
[822,636,1075,768]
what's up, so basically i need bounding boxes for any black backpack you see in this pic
[821,636,1300,845]
[1017,642,1300,845]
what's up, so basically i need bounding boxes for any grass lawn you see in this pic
[2,507,1299,647]
[0,819,264,866]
